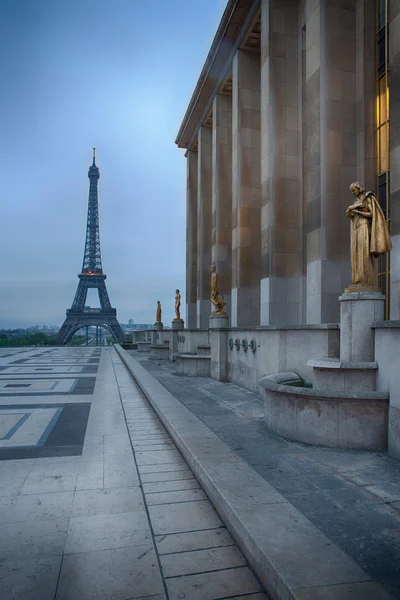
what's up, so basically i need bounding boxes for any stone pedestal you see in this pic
[137,342,151,353]
[209,313,229,382]
[153,322,163,331]
[339,292,385,362]
[308,358,378,393]
[150,345,169,360]
[172,319,185,330]
[209,327,228,382]
[209,314,229,329]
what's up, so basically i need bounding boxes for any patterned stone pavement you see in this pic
[0,347,269,600]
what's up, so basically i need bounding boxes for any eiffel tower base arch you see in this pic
[56,309,125,345]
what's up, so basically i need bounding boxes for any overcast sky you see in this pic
[0,0,225,329]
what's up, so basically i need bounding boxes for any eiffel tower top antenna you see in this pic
[82,147,101,273]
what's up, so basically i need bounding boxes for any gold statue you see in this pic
[155,301,162,323]
[210,265,227,314]
[346,182,391,290]
[174,289,181,320]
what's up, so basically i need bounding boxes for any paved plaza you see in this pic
[0,347,269,600]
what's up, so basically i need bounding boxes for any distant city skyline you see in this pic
[0,0,226,328]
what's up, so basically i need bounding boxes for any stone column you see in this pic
[302,0,356,323]
[260,0,301,325]
[197,126,212,329]
[232,49,261,327]
[212,92,232,319]
[186,150,198,328]
[355,0,376,192]
[389,1,400,318]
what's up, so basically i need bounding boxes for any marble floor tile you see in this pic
[80,442,103,461]
[75,459,104,490]
[20,459,80,494]
[165,566,263,600]
[0,491,74,524]
[71,486,143,517]
[103,458,140,488]
[134,443,175,452]
[148,500,223,535]
[156,528,234,555]
[0,556,62,600]
[130,434,170,442]
[0,459,35,496]
[129,428,167,437]
[145,488,206,505]
[135,449,184,466]
[0,518,69,561]
[160,545,246,578]
[140,469,194,483]
[64,511,151,554]
[56,545,164,600]
[142,478,200,493]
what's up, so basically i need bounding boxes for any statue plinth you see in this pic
[153,322,163,331]
[209,313,229,329]
[344,285,381,293]
[339,290,385,363]
[172,319,184,330]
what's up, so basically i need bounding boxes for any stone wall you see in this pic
[375,323,400,458]
[225,324,339,393]
[176,329,209,355]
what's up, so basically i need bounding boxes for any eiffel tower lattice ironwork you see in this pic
[56,150,124,345]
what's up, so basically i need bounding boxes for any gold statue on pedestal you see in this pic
[210,265,227,314]
[174,289,181,321]
[345,182,392,291]
[155,301,162,323]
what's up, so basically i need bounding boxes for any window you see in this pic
[376,0,390,318]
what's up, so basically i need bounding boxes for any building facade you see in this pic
[177,0,399,327]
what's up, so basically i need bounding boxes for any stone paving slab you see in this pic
[0,348,167,600]
[118,345,397,600]
[0,346,272,599]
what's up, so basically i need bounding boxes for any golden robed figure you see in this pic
[174,289,181,321]
[346,182,392,290]
[155,301,162,323]
[210,265,227,315]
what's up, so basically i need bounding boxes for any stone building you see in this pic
[176,0,396,327]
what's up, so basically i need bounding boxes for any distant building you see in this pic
[120,323,152,331]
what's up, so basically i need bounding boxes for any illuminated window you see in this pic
[376,0,390,318]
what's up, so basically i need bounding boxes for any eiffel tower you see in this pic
[56,150,124,345]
